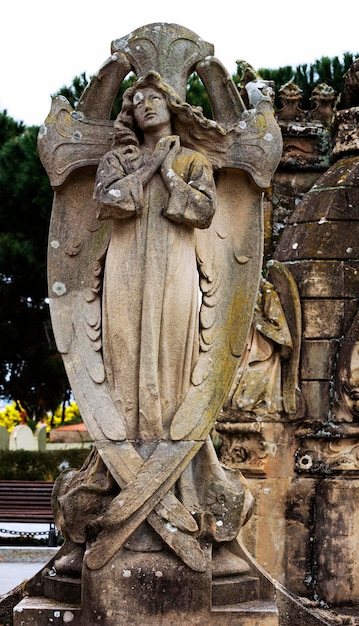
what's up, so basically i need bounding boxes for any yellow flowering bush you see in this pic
[45,401,82,431]
[0,402,25,432]
[0,400,82,433]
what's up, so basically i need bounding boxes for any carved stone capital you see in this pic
[296,435,359,474]
[216,424,268,476]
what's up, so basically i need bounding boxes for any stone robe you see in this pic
[54,143,253,552]
[94,144,216,440]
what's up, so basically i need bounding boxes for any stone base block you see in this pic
[212,575,259,605]
[13,596,278,626]
[13,596,81,625]
[212,600,278,625]
[80,547,211,625]
[44,574,81,604]
[13,544,279,625]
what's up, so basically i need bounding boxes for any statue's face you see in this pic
[342,379,359,420]
[133,87,171,133]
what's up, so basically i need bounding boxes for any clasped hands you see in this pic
[152,135,180,183]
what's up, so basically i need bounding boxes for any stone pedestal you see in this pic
[12,541,281,625]
[80,547,211,625]
[13,597,81,625]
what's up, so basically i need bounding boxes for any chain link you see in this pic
[0,527,50,537]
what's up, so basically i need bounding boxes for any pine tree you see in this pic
[0,114,69,422]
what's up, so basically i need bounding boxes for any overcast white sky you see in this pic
[1,0,358,126]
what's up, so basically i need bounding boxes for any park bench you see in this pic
[0,480,58,546]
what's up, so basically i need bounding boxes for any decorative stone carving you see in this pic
[215,423,269,476]
[332,107,359,158]
[310,83,336,124]
[314,479,359,606]
[338,58,359,109]
[235,60,275,110]
[219,259,301,423]
[276,82,335,170]
[274,58,359,612]
[277,83,306,122]
[296,436,359,473]
[36,23,282,624]
[333,309,359,424]
[274,131,359,431]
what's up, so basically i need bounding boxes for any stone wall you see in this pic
[216,61,359,608]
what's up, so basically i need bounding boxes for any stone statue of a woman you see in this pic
[39,31,282,615]
[94,71,218,441]
[53,71,254,574]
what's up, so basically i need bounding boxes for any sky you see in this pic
[1,0,359,127]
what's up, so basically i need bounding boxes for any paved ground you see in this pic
[0,523,59,596]
[0,562,48,595]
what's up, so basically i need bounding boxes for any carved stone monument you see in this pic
[221,57,359,623]
[274,58,359,611]
[13,24,283,625]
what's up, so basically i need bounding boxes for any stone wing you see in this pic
[170,167,265,440]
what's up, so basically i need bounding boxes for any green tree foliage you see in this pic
[55,72,137,120]
[53,72,89,108]
[0,112,25,145]
[186,73,212,119]
[0,449,89,481]
[55,71,213,119]
[0,112,70,421]
[258,52,359,108]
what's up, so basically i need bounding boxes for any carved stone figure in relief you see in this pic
[225,277,293,418]
[222,260,302,422]
[334,310,359,423]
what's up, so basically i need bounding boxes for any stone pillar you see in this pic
[284,477,316,597]
[314,478,359,606]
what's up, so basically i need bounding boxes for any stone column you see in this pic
[314,478,359,605]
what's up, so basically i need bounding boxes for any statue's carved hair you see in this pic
[113,71,227,167]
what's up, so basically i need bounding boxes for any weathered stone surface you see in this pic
[279,125,332,170]
[286,260,345,298]
[301,299,344,339]
[343,260,359,298]
[275,81,335,173]
[270,171,322,258]
[333,108,359,158]
[296,437,359,474]
[241,477,294,584]
[13,596,80,626]
[15,26,359,626]
[217,423,297,480]
[314,479,359,605]
[276,221,359,260]
[212,575,259,605]
[284,478,316,598]
[301,339,339,380]
[269,63,359,616]
[80,547,212,624]
[33,21,284,625]
[300,381,331,420]
[288,186,359,224]
[214,62,359,620]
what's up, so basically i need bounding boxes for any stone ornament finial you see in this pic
[333,59,359,158]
